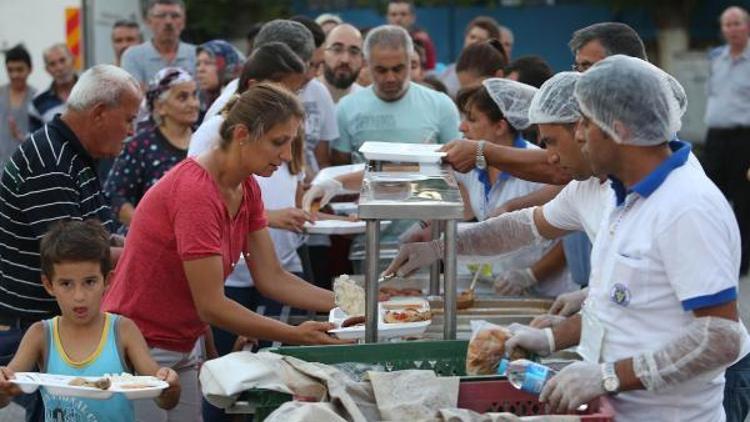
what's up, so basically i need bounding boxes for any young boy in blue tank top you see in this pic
[0,220,181,421]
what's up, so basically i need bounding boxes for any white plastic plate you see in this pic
[329,202,358,216]
[311,163,366,185]
[109,375,169,400]
[359,142,446,164]
[328,299,431,340]
[11,373,167,400]
[369,174,429,184]
[304,220,391,235]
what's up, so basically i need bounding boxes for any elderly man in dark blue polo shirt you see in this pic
[0,64,141,422]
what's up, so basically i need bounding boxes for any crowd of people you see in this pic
[0,0,748,421]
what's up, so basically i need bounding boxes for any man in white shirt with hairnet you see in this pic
[386,56,750,420]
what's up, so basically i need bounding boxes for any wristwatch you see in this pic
[601,362,620,394]
[475,140,487,170]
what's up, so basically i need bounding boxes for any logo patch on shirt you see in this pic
[610,283,631,307]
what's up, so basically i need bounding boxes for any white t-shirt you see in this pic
[225,163,305,288]
[542,177,613,242]
[542,143,704,242]
[204,78,239,121]
[188,114,223,157]
[584,142,749,421]
[456,140,575,297]
[301,78,339,175]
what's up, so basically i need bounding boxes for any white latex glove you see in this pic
[540,361,605,413]
[529,314,567,329]
[383,240,443,277]
[398,221,431,245]
[494,268,537,296]
[302,178,344,213]
[548,288,588,316]
[505,323,555,357]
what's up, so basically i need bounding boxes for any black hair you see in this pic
[504,55,553,88]
[290,15,326,48]
[112,19,140,31]
[4,44,32,68]
[246,22,264,43]
[147,0,185,11]
[420,75,448,94]
[457,85,502,121]
[456,39,508,77]
[456,85,517,135]
[413,38,427,67]
[40,220,111,279]
[388,0,415,14]
[465,16,501,41]
[568,22,647,60]
[237,42,305,95]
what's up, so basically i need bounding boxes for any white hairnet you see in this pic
[573,55,682,146]
[527,71,582,125]
[664,72,688,120]
[482,78,539,130]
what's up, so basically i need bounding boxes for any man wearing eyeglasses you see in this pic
[319,24,365,104]
[568,22,650,73]
[121,0,196,89]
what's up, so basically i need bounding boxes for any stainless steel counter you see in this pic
[358,163,464,342]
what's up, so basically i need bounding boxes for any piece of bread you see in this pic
[334,274,365,316]
[466,326,512,376]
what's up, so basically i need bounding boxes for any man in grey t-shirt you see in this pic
[121,0,196,88]
[704,6,750,275]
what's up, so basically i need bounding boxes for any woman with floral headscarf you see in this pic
[196,39,243,117]
[104,67,199,230]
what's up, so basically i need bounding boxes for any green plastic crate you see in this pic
[247,340,473,420]
[268,340,470,375]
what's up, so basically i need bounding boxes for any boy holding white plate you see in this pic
[0,220,180,421]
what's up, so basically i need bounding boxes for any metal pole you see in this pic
[81,0,93,69]
[364,220,381,343]
[429,221,441,295]
[443,220,458,340]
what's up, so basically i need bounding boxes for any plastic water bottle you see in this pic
[507,359,556,395]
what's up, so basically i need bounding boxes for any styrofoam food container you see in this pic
[359,142,446,164]
[328,299,431,340]
[12,372,168,400]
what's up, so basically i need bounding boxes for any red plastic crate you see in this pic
[458,380,614,421]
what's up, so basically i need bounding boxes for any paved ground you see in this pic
[3,277,750,421]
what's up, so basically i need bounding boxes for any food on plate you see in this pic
[68,377,111,390]
[466,324,529,375]
[341,315,366,328]
[381,300,427,310]
[334,274,365,316]
[383,308,431,324]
